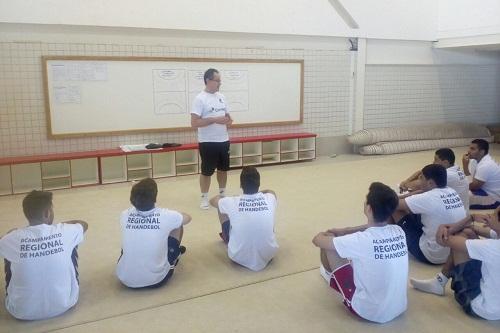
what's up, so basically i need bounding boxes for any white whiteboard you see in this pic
[43,56,303,138]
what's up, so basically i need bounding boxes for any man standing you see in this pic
[191,68,233,209]
[462,139,500,209]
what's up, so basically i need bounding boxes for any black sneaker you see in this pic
[179,245,186,254]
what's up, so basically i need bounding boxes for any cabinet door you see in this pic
[11,163,42,194]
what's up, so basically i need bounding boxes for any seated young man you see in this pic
[116,178,191,288]
[462,139,500,209]
[410,209,500,320]
[399,148,469,211]
[312,182,407,323]
[394,164,466,264]
[209,166,278,271]
[0,190,88,320]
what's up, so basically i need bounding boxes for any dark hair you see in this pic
[421,164,447,188]
[23,190,53,222]
[240,166,260,194]
[204,68,219,84]
[471,139,489,154]
[435,148,455,165]
[130,178,158,211]
[366,182,398,223]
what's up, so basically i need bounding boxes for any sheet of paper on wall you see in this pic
[52,64,68,81]
[81,63,107,81]
[53,85,81,104]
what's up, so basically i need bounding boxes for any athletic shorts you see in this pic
[396,214,433,264]
[450,259,482,317]
[329,263,359,317]
[199,141,230,176]
[220,220,231,244]
[470,188,500,210]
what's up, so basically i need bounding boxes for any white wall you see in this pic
[438,0,500,38]
[366,39,500,65]
[0,0,437,40]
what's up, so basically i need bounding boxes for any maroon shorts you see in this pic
[329,263,359,316]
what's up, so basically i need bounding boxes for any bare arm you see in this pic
[261,189,277,200]
[437,234,469,253]
[312,232,335,250]
[326,224,369,237]
[462,153,471,176]
[180,212,192,225]
[400,170,422,191]
[191,114,219,128]
[469,178,485,191]
[209,195,223,208]
[63,220,88,232]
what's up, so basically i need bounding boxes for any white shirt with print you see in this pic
[473,154,500,201]
[191,90,229,143]
[116,207,183,288]
[447,165,469,212]
[466,238,500,320]
[218,192,278,271]
[0,223,84,320]
[333,225,408,323]
[405,187,466,263]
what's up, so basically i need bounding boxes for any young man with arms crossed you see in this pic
[210,166,278,271]
[116,178,191,288]
[0,190,88,320]
[312,182,408,323]
[394,164,466,264]
[399,148,469,211]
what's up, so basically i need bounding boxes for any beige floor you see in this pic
[1,147,500,333]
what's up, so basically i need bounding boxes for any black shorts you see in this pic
[451,259,482,317]
[397,214,433,264]
[199,141,230,176]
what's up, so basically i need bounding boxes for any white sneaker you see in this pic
[200,197,209,210]
[410,274,447,296]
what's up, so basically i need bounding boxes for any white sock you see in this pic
[200,193,209,209]
[201,193,208,199]
[219,188,226,196]
[410,272,448,296]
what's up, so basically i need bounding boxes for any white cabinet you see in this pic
[298,137,316,160]
[71,158,99,187]
[152,152,175,178]
[175,150,199,175]
[0,134,316,195]
[262,140,280,164]
[229,143,243,167]
[12,163,42,194]
[126,154,152,181]
[41,160,71,190]
[101,156,127,184]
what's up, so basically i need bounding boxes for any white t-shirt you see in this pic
[473,154,500,201]
[447,165,469,212]
[218,192,278,271]
[405,187,466,263]
[116,207,183,288]
[466,238,500,320]
[191,90,229,143]
[333,225,408,323]
[0,223,84,320]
